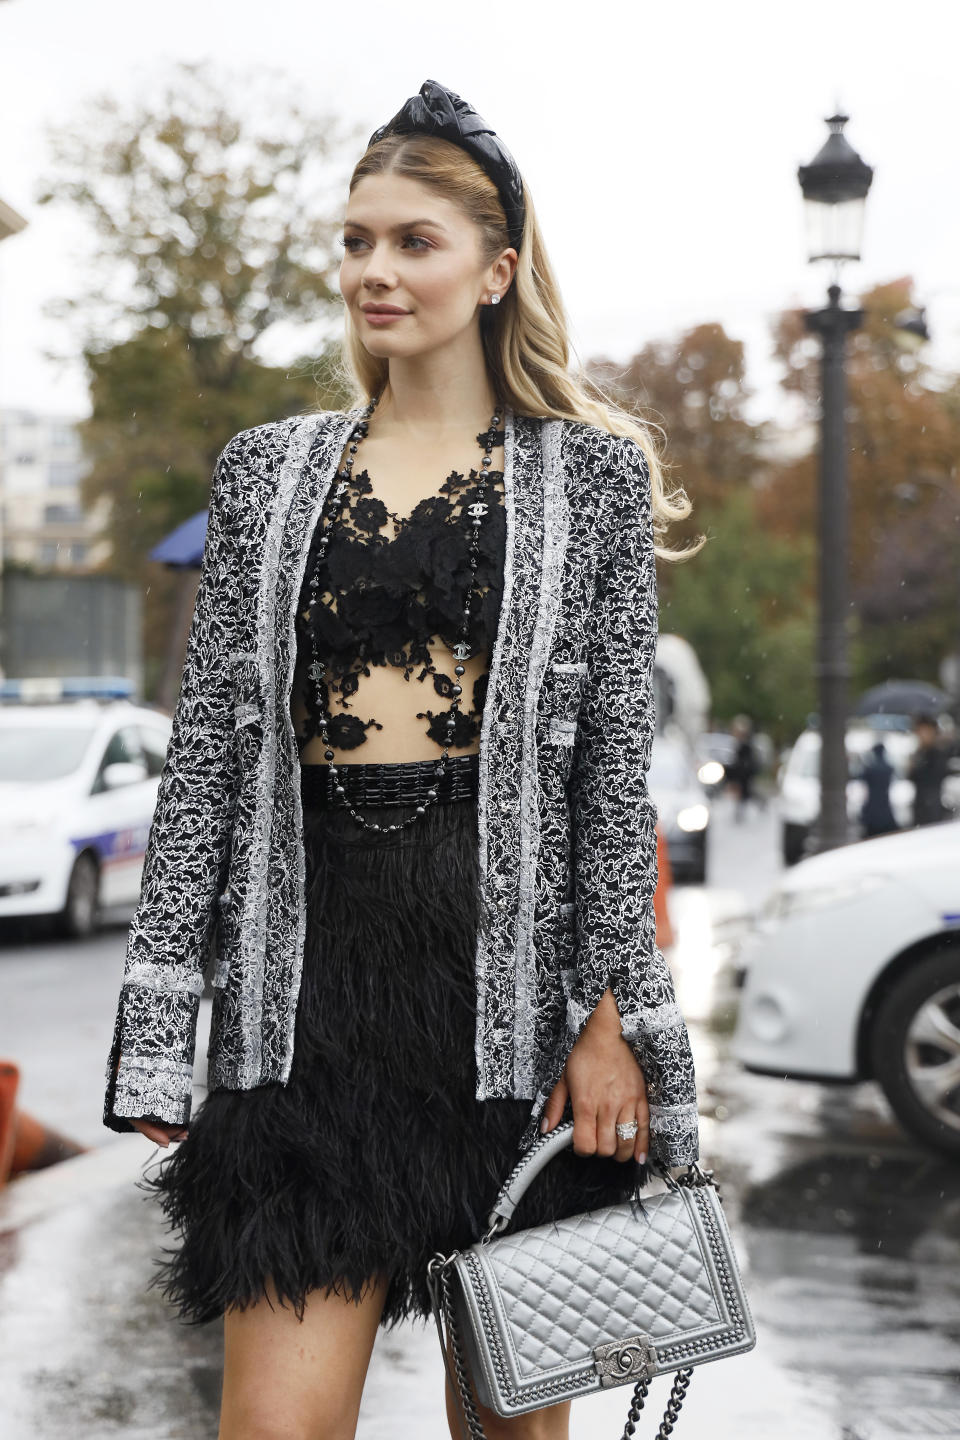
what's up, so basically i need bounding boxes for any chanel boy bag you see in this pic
[426,1120,756,1438]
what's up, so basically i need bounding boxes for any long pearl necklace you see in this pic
[303,391,503,834]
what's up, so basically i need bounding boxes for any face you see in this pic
[339,171,515,358]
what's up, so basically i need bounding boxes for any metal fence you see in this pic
[0,571,143,695]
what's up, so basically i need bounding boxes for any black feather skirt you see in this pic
[137,755,647,1331]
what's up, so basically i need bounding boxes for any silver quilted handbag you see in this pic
[426,1119,756,1438]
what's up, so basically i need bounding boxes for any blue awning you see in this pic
[148,510,208,568]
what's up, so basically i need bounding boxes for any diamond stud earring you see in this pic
[490,294,500,305]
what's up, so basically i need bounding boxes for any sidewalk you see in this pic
[0,1137,814,1440]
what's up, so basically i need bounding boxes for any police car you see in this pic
[0,677,172,937]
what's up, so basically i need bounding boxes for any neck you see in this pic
[370,341,502,439]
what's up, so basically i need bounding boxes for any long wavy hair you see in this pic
[331,131,704,563]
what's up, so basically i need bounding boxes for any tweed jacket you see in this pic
[102,405,701,1166]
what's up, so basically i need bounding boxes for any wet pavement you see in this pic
[1,788,958,1438]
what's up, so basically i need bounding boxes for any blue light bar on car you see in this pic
[0,676,135,703]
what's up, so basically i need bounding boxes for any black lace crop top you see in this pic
[292,439,506,759]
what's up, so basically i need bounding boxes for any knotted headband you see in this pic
[367,79,526,254]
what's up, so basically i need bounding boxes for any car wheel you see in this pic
[869,948,960,1158]
[782,821,807,867]
[56,851,101,939]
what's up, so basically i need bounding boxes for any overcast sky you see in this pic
[1,0,958,427]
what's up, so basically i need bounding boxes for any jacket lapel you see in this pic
[476,410,573,1094]
[272,409,362,730]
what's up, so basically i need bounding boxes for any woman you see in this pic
[103,81,704,1439]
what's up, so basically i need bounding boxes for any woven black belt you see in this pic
[300,751,480,809]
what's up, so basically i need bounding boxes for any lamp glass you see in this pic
[803,195,866,263]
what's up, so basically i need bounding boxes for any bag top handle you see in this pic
[485,1120,684,1237]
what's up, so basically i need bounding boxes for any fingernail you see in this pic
[637,1151,647,1164]
[540,1116,549,1133]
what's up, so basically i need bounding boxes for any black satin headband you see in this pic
[367,79,526,254]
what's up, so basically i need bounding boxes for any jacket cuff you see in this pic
[102,980,200,1133]
[105,1054,195,1132]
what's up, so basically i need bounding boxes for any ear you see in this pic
[488,247,518,299]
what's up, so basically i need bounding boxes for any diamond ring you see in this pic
[615,1120,639,1141]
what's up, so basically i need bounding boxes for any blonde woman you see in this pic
[103,80,703,1440]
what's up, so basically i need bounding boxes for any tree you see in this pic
[589,322,767,514]
[763,276,960,694]
[658,490,816,744]
[34,59,360,700]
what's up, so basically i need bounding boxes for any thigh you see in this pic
[219,1270,391,1440]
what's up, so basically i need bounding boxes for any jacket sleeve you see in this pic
[568,432,700,1166]
[103,433,245,1133]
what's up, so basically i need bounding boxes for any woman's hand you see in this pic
[540,988,649,1164]
[130,1118,189,1146]
[113,1053,188,1146]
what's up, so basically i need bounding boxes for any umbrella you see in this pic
[853,679,952,719]
[148,510,208,569]
[147,511,209,710]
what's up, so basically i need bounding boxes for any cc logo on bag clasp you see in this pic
[593,1334,659,1387]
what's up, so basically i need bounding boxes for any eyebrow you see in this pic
[342,217,449,234]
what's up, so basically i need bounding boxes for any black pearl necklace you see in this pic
[303,391,503,834]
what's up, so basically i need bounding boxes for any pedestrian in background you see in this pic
[859,739,900,838]
[727,713,759,823]
[908,712,949,827]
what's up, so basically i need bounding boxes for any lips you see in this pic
[361,305,409,315]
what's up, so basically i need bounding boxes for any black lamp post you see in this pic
[797,113,874,854]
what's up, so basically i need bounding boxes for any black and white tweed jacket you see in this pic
[102,405,701,1165]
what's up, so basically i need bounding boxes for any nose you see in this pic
[356,239,399,292]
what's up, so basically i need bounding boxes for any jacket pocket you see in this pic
[537,660,587,761]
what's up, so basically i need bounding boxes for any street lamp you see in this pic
[797,112,874,855]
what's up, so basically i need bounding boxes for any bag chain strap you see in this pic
[427,1160,717,1440]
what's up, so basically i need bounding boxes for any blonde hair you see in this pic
[331,132,704,563]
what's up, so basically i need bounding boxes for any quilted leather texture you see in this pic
[482,1192,718,1372]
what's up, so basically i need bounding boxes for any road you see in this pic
[1,787,958,1438]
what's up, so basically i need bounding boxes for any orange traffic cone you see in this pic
[9,1111,88,1174]
[0,1059,89,1183]
[654,824,675,950]
[0,1060,20,1186]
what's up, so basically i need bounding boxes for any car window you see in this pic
[0,722,97,782]
[138,725,170,778]
[91,725,146,793]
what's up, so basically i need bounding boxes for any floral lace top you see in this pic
[292,440,506,758]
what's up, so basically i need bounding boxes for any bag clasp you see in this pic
[593,1333,659,1387]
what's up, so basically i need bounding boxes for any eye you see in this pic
[338,234,433,253]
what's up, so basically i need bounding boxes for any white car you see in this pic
[732,818,960,1156]
[776,724,959,866]
[649,734,711,885]
[0,688,172,936]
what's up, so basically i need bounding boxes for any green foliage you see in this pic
[659,490,816,744]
